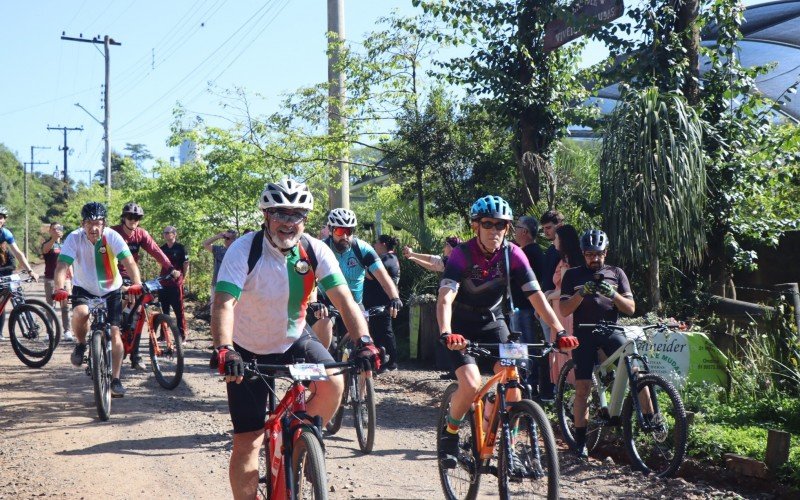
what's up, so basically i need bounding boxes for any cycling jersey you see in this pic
[110,224,173,279]
[58,227,132,297]
[440,239,541,311]
[319,237,382,304]
[559,264,633,328]
[215,232,346,355]
[0,228,14,245]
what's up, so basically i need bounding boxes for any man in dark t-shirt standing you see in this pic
[41,222,73,341]
[363,234,401,371]
[560,229,636,458]
[160,226,190,339]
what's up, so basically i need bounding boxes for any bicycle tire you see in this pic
[353,374,376,454]
[8,304,55,368]
[555,359,604,452]
[438,383,482,500]
[25,299,62,348]
[325,369,347,435]
[149,314,184,389]
[498,399,560,500]
[622,373,687,478]
[91,330,112,421]
[292,427,328,500]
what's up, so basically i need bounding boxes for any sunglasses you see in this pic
[332,227,353,237]
[125,215,143,221]
[267,210,308,224]
[583,251,605,259]
[479,220,508,231]
[163,231,176,235]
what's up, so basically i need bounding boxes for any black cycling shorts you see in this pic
[226,334,336,434]
[447,308,509,370]
[71,286,123,327]
[571,326,627,380]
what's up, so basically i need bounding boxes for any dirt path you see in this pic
[0,275,772,499]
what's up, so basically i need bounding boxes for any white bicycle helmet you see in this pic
[327,208,357,228]
[259,177,314,211]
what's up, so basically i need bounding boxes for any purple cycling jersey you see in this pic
[440,238,541,310]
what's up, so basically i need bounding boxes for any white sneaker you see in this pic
[62,330,75,342]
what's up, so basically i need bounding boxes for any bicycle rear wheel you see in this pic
[353,374,376,453]
[498,400,560,499]
[25,299,62,348]
[555,360,604,452]
[149,314,184,389]
[622,373,687,478]
[9,304,55,368]
[292,427,328,499]
[438,383,482,500]
[91,330,112,421]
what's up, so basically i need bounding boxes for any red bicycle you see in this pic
[121,276,184,389]
[245,359,348,500]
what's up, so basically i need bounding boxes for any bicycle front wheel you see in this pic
[555,359,604,452]
[9,304,55,368]
[25,299,62,348]
[621,373,687,478]
[353,373,376,454]
[149,314,184,389]
[91,330,112,421]
[292,427,328,500]
[438,383,482,500]
[498,399,560,499]
[325,371,347,435]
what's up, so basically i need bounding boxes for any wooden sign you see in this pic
[543,0,624,52]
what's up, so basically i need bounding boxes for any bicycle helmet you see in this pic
[327,208,357,228]
[0,206,8,217]
[81,202,107,221]
[121,202,144,217]
[580,229,609,252]
[470,195,513,221]
[259,177,314,211]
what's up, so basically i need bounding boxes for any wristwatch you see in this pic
[215,344,234,352]
[358,335,372,346]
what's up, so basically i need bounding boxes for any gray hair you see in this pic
[517,216,539,235]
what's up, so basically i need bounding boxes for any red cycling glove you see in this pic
[556,330,579,350]
[52,289,69,302]
[356,343,382,372]
[441,333,467,347]
[127,284,144,296]
[215,346,244,377]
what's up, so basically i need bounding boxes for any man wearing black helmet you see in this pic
[52,202,143,398]
[560,229,636,458]
[111,202,181,370]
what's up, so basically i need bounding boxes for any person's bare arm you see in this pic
[53,261,69,291]
[371,266,400,317]
[202,233,225,252]
[436,287,457,335]
[211,292,237,348]
[612,294,636,316]
[119,255,141,285]
[560,292,583,317]
[9,242,37,280]
[527,291,564,332]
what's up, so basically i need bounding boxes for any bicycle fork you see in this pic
[623,355,660,432]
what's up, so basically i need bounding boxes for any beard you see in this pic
[268,227,301,251]
[334,238,351,252]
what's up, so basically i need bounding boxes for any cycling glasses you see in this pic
[332,227,353,237]
[479,220,508,231]
[266,209,308,224]
[124,214,143,221]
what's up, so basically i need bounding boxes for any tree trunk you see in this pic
[516,118,541,207]
[416,165,425,227]
[676,0,701,105]
[648,240,662,312]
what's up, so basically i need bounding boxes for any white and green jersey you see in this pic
[58,227,132,297]
[215,232,346,355]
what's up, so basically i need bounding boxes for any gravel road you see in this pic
[0,275,776,499]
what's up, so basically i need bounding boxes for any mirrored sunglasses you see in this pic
[332,227,353,237]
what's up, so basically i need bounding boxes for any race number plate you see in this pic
[289,363,328,381]
[499,343,528,360]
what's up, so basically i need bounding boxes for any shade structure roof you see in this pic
[588,0,800,124]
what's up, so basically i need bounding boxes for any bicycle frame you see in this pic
[122,277,175,358]
[472,365,521,460]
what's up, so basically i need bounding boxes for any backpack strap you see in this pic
[299,235,318,275]
[247,229,265,275]
[456,242,473,281]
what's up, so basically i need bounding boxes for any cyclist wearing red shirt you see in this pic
[110,202,180,370]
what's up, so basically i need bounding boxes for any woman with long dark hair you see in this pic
[546,224,582,384]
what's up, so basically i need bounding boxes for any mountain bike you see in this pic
[555,322,688,477]
[83,296,113,421]
[323,305,386,454]
[121,276,183,389]
[246,359,349,500]
[0,271,62,348]
[438,341,560,500]
[1,273,56,368]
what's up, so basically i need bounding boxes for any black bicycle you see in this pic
[1,273,56,368]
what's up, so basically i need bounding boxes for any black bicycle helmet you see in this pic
[81,202,107,221]
[121,202,144,217]
[580,229,609,252]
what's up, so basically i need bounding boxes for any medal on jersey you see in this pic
[295,259,311,275]
[98,246,107,254]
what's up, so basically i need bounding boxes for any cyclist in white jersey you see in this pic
[211,177,381,500]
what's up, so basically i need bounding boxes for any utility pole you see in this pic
[62,33,121,206]
[47,125,83,197]
[327,0,348,209]
[22,146,50,256]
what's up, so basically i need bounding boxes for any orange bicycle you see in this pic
[437,341,560,500]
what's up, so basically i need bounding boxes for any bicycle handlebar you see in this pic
[243,360,352,378]
[449,341,557,359]
[579,322,680,331]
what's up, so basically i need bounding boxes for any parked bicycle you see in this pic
[121,276,183,389]
[438,341,560,500]
[245,359,349,500]
[324,305,387,454]
[0,273,56,368]
[555,321,688,477]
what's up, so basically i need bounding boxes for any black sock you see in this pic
[574,426,587,449]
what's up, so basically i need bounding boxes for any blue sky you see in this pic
[1,0,769,182]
